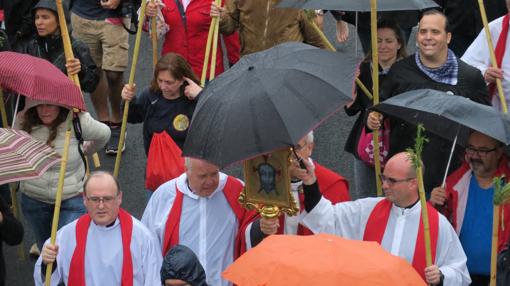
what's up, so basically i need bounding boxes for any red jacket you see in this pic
[161,0,240,79]
[442,157,510,252]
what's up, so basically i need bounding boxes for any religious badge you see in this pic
[240,148,299,218]
[173,114,190,131]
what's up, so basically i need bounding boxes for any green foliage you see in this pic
[406,124,429,169]
[493,176,510,205]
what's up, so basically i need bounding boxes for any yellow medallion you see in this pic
[173,114,190,131]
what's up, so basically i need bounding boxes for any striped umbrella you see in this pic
[0,128,61,185]
[0,52,86,110]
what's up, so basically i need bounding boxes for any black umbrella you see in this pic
[182,42,357,168]
[371,89,510,186]
[277,0,438,11]
[371,89,510,145]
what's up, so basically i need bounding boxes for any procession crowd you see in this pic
[0,0,510,285]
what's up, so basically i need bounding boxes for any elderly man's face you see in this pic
[187,159,220,197]
[294,137,313,161]
[465,132,502,177]
[417,14,451,63]
[83,175,122,226]
[381,153,418,207]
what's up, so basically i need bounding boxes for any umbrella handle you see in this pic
[201,7,217,86]
[441,133,458,188]
[208,0,221,81]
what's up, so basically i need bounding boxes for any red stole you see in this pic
[363,199,439,282]
[162,176,249,256]
[68,209,134,286]
[489,13,510,97]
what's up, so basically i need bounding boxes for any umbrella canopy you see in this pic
[223,233,426,286]
[278,0,438,11]
[0,128,61,185]
[182,42,357,168]
[371,89,510,145]
[0,51,86,110]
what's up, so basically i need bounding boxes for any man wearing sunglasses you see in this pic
[296,152,470,286]
[430,131,510,285]
[35,171,162,286]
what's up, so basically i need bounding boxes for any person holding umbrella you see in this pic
[430,131,510,285]
[367,9,490,194]
[345,18,408,199]
[296,152,471,285]
[15,99,110,252]
[120,53,202,194]
[17,0,99,93]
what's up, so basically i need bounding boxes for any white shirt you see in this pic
[301,197,471,286]
[34,216,162,286]
[182,0,191,10]
[462,16,510,111]
[142,173,240,286]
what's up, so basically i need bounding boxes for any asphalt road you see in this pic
[5,14,417,285]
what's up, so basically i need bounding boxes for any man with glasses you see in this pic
[34,171,161,285]
[430,131,510,285]
[296,152,470,286]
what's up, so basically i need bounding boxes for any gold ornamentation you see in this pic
[173,114,190,131]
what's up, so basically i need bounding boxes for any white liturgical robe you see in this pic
[34,216,162,286]
[142,172,240,286]
[462,16,510,111]
[301,197,471,286]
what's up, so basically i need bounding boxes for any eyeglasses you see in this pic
[379,174,415,185]
[86,196,116,205]
[465,146,499,157]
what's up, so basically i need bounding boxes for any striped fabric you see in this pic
[0,51,86,110]
[0,128,61,185]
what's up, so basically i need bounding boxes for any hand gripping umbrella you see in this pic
[371,89,510,286]
[0,51,85,262]
[279,0,438,196]
[371,89,510,184]
[183,42,357,168]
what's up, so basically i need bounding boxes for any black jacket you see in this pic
[380,54,490,193]
[0,0,38,47]
[344,61,388,159]
[434,0,507,38]
[17,35,99,93]
[0,191,23,286]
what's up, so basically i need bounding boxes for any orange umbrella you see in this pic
[223,233,425,286]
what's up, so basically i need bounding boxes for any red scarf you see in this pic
[363,199,439,282]
[68,209,134,286]
[161,176,247,256]
[488,13,510,97]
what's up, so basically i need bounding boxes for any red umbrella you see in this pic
[0,52,86,110]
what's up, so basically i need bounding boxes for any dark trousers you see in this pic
[470,274,490,286]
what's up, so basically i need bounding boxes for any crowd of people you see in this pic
[0,0,510,285]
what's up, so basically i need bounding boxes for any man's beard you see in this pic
[468,158,488,174]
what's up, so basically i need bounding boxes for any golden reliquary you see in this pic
[239,148,299,218]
